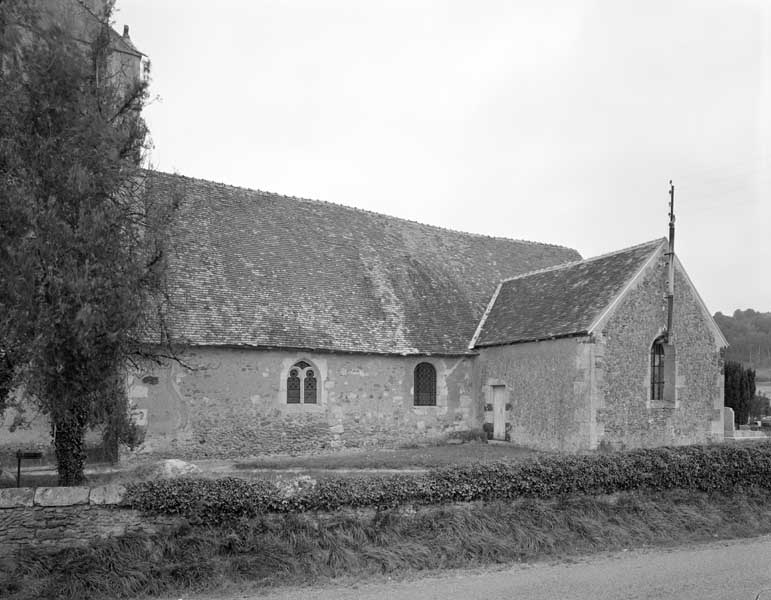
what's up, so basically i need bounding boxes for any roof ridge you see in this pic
[498,238,667,284]
[71,0,143,57]
[150,169,577,251]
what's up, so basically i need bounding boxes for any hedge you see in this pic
[124,442,771,524]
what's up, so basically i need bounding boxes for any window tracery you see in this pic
[286,360,319,404]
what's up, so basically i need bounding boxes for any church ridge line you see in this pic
[497,237,667,284]
[149,169,577,253]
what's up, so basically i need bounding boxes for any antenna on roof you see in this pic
[666,180,675,341]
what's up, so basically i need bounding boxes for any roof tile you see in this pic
[473,239,666,347]
[149,172,581,354]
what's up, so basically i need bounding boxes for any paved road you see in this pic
[208,535,771,600]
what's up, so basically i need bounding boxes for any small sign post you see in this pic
[16,450,43,487]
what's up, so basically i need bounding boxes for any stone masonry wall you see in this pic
[0,485,175,556]
[126,349,477,459]
[596,255,723,449]
[475,338,594,451]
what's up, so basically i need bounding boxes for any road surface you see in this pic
[196,535,771,600]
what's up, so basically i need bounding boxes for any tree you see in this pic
[724,360,755,427]
[0,1,175,485]
[749,393,770,420]
[713,310,771,369]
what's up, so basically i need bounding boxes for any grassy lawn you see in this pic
[234,442,540,471]
[0,441,540,488]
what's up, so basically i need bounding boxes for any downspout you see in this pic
[666,181,675,342]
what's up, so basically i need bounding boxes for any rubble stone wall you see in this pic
[126,349,478,459]
[0,485,176,556]
[596,255,724,449]
[475,338,595,451]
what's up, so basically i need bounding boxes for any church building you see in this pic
[0,1,727,460]
[118,173,726,458]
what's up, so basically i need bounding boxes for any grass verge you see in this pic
[234,441,536,470]
[3,486,771,600]
[1,441,535,489]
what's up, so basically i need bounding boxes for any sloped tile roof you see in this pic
[148,172,581,355]
[473,238,666,347]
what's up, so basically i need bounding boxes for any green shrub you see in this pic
[125,478,279,524]
[124,442,771,521]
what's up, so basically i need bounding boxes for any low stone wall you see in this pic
[0,485,177,556]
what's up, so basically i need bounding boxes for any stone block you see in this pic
[35,528,67,540]
[89,484,127,505]
[34,486,90,507]
[0,488,34,508]
[724,407,735,434]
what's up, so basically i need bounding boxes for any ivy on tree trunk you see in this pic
[54,416,88,487]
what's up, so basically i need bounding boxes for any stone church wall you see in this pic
[596,256,724,449]
[475,338,595,451]
[126,348,477,459]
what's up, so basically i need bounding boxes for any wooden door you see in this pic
[492,385,506,441]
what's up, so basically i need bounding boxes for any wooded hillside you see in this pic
[713,309,771,371]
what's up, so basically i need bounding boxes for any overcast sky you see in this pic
[115,0,770,315]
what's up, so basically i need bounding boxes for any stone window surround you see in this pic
[410,359,446,411]
[413,361,437,406]
[646,331,678,410]
[276,356,447,411]
[650,337,665,401]
[278,356,326,409]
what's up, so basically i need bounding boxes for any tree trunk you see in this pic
[54,419,87,486]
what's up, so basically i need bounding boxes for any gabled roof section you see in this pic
[473,238,667,348]
[149,172,581,355]
[673,256,728,348]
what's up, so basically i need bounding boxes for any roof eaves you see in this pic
[587,238,667,335]
[169,341,479,357]
[475,330,590,349]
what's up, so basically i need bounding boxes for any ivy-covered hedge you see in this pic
[124,443,771,523]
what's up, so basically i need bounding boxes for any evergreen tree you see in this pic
[724,360,755,426]
[0,1,175,484]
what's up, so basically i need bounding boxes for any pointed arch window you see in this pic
[286,360,320,404]
[304,369,317,404]
[650,339,665,401]
[650,337,676,404]
[414,362,437,406]
[287,368,301,404]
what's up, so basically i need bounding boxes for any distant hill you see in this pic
[713,310,771,376]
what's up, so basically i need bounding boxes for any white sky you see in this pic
[115,0,770,315]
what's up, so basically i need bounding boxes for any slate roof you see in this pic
[472,238,666,348]
[110,29,142,57]
[148,172,581,355]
